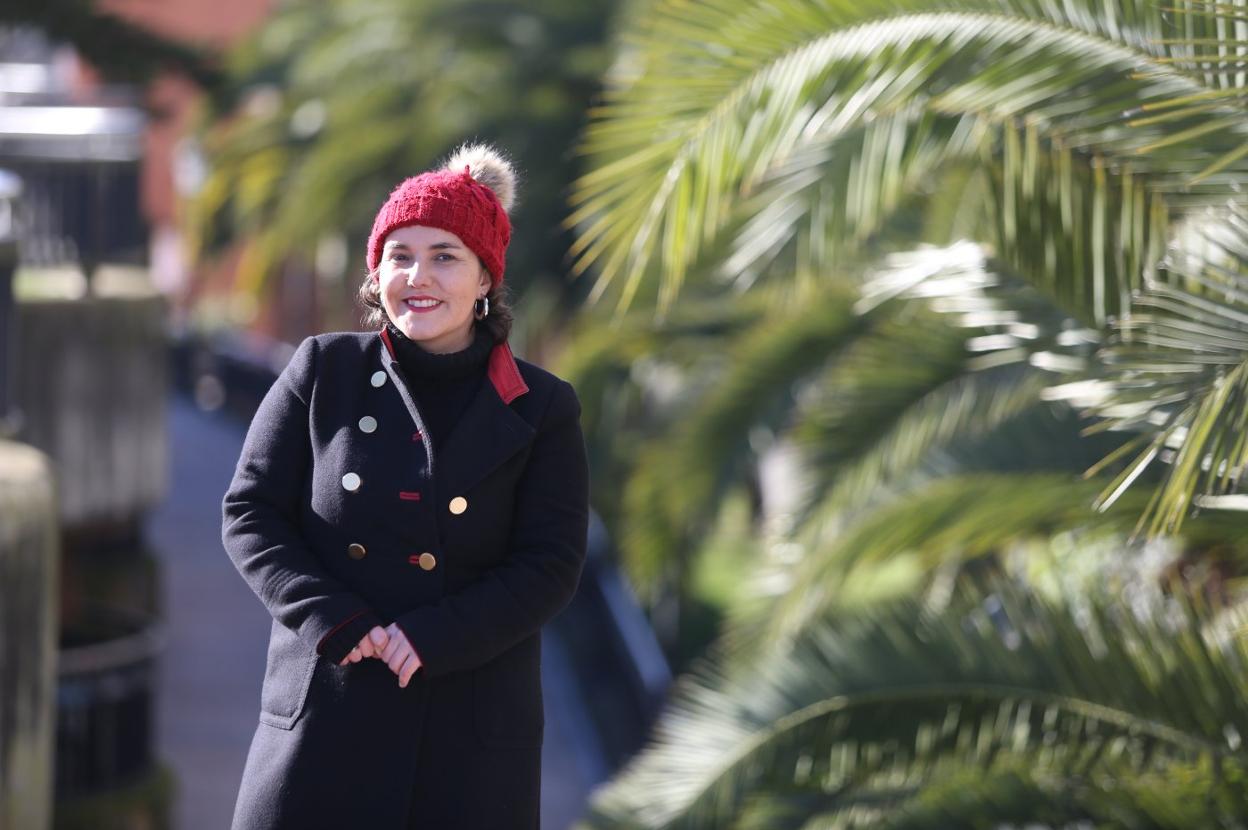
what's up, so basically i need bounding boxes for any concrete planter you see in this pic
[12,286,168,538]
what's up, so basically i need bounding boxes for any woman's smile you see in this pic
[377,225,491,353]
[403,296,443,313]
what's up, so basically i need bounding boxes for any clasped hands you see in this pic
[338,623,423,688]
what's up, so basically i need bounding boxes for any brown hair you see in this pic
[355,260,514,344]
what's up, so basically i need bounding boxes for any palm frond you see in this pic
[617,287,866,596]
[555,293,779,531]
[1045,209,1248,537]
[784,242,1095,532]
[571,0,1248,318]
[758,473,1153,649]
[576,585,1248,829]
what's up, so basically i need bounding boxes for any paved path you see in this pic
[145,394,602,829]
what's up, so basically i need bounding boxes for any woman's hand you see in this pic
[338,625,390,666]
[378,622,423,688]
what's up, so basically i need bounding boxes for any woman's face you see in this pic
[376,225,491,354]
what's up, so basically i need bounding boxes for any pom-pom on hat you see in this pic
[366,143,516,287]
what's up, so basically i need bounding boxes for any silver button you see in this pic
[347,543,367,560]
[358,416,378,433]
[370,371,387,387]
[341,472,362,492]
[449,496,468,515]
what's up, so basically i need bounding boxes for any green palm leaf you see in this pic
[1045,210,1248,536]
[188,0,612,302]
[618,287,865,597]
[575,585,1248,829]
[571,0,1248,320]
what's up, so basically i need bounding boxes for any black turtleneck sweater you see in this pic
[384,321,494,450]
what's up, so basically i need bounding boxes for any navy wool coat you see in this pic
[221,327,589,829]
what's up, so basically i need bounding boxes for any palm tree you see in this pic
[185,0,613,322]
[579,584,1248,828]
[559,0,1248,824]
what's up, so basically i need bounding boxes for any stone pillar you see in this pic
[0,440,59,830]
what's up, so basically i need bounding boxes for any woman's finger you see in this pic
[398,653,419,688]
[387,646,410,676]
[379,636,399,664]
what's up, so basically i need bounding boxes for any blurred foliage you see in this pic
[559,0,1248,825]
[567,0,1248,540]
[579,584,1248,829]
[186,0,616,321]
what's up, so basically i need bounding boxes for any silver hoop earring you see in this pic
[473,296,490,320]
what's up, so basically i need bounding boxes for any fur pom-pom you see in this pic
[444,143,517,214]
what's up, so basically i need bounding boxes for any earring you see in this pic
[473,295,490,320]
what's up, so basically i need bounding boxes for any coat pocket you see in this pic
[471,633,544,748]
[258,623,318,730]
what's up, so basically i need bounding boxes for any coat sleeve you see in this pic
[395,379,590,678]
[222,335,383,664]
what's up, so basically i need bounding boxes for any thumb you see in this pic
[370,626,389,647]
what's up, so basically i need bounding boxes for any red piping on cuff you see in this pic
[317,609,369,654]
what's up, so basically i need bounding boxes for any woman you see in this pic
[221,144,589,829]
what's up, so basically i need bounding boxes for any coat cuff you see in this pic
[316,609,384,665]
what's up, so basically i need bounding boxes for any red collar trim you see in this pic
[486,340,529,404]
[378,327,529,404]
[379,325,397,359]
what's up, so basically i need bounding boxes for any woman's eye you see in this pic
[435,253,455,262]
[391,253,409,262]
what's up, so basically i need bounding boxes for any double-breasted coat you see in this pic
[221,326,589,829]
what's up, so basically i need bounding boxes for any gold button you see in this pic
[418,552,437,571]
[370,371,387,388]
[358,416,378,433]
[341,472,362,492]
[347,543,367,560]
[449,496,468,515]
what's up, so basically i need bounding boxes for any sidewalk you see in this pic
[145,393,601,829]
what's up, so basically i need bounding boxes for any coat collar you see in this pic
[376,326,534,494]
[378,326,529,404]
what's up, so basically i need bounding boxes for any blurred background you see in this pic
[5,0,1248,828]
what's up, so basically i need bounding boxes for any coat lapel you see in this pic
[375,328,534,492]
[439,375,535,496]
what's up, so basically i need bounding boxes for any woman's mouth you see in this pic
[404,298,442,313]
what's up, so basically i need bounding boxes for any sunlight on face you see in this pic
[377,225,491,353]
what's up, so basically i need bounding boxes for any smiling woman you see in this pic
[356,149,517,348]
[221,143,590,829]
[376,226,491,354]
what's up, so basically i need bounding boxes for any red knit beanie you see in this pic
[366,144,516,287]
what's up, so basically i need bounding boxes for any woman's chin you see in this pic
[392,319,474,352]
[391,315,436,341]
